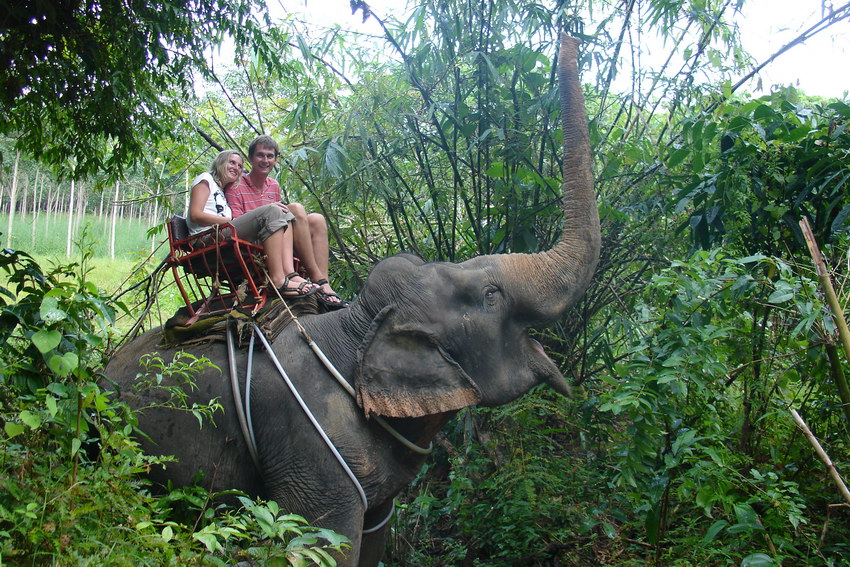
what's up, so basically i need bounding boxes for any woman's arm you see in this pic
[189,180,232,226]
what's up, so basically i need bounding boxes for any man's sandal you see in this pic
[278,273,319,297]
[314,278,350,310]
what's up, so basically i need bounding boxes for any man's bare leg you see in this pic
[286,203,321,276]
[286,203,342,304]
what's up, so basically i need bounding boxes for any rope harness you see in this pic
[225,280,432,534]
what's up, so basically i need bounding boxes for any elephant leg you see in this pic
[267,485,366,567]
[357,501,394,567]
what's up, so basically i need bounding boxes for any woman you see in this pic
[187,150,317,297]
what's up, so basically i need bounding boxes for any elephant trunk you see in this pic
[491,33,600,324]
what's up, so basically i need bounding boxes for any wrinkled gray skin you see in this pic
[105,34,599,567]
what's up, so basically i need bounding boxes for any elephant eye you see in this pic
[484,285,500,305]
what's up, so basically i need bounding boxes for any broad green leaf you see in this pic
[39,297,67,324]
[20,410,42,430]
[753,104,774,120]
[31,329,61,353]
[645,504,661,544]
[704,447,725,466]
[48,352,79,377]
[737,254,766,264]
[696,484,716,511]
[733,503,762,529]
[45,395,58,417]
[485,162,506,177]
[4,422,26,439]
[194,532,221,553]
[766,288,794,304]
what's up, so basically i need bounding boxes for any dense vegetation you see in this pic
[2,0,849,565]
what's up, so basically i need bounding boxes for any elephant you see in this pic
[104,33,600,567]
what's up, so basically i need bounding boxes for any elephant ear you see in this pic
[355,306,481,418]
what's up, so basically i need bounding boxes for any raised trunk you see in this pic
[476,34,600,324]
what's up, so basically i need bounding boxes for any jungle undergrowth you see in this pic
[0,239,348,565]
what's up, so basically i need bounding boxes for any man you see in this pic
[225,135,346,309]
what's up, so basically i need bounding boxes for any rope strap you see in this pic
[251,324,370,512]
[226,325,261,472]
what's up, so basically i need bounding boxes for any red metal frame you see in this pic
[164,215,269,325]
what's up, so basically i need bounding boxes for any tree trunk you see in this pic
[20,175,29,218]
[4,152,20,248]
[32,172,43,249]
[74,185,87,240]
[66,179,76,258]
[45,183,54,232]
[110,180,120,260]
[150,188,160,253]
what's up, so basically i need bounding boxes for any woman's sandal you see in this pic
[278,273,319,298]
[314,278,350,310]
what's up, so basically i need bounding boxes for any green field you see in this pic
[1,212,184,330]
[1,212,157,260]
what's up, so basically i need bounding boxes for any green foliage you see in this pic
[4,0,850,564]
[0,0,285,179]
[0,248,348,564]
[669,92,850,255]
[597,248,847,564]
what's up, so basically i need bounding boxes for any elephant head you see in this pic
[354,34,600,418]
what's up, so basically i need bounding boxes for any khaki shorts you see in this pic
[229,204,296,244]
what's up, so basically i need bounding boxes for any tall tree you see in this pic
[65,179,75,258]
[4,151,19,248]
[0,0,284,179]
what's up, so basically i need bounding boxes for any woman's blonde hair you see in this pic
[208,150,243,187]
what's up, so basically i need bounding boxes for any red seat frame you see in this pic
[164,215,269,325]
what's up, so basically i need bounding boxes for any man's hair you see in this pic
[248,135,279,158]
[208,150,242,186]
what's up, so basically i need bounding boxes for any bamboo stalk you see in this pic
[799,217,850,428]
[790,409,850,506]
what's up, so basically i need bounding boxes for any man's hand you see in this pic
[276,202,290,214]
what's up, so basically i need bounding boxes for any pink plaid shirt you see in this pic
[224,174,282,217]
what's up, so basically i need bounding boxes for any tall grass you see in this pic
[1,212,183,330]
[1,212,156,259]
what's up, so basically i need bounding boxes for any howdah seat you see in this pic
[164,215,270,325]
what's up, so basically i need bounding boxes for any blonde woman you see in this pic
[187,150,317,296]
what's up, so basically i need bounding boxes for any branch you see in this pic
[208,66,262,136]
[790,409,850,506]
[195,126,223,152]
[729,2,850,95]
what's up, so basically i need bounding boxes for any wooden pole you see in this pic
[790,409,850,506]
[800,217,850,428]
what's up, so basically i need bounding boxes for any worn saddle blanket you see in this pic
[161,295,320,348]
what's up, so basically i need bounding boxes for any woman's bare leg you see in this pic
[261,230,287,288]
[268,227,311,294]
